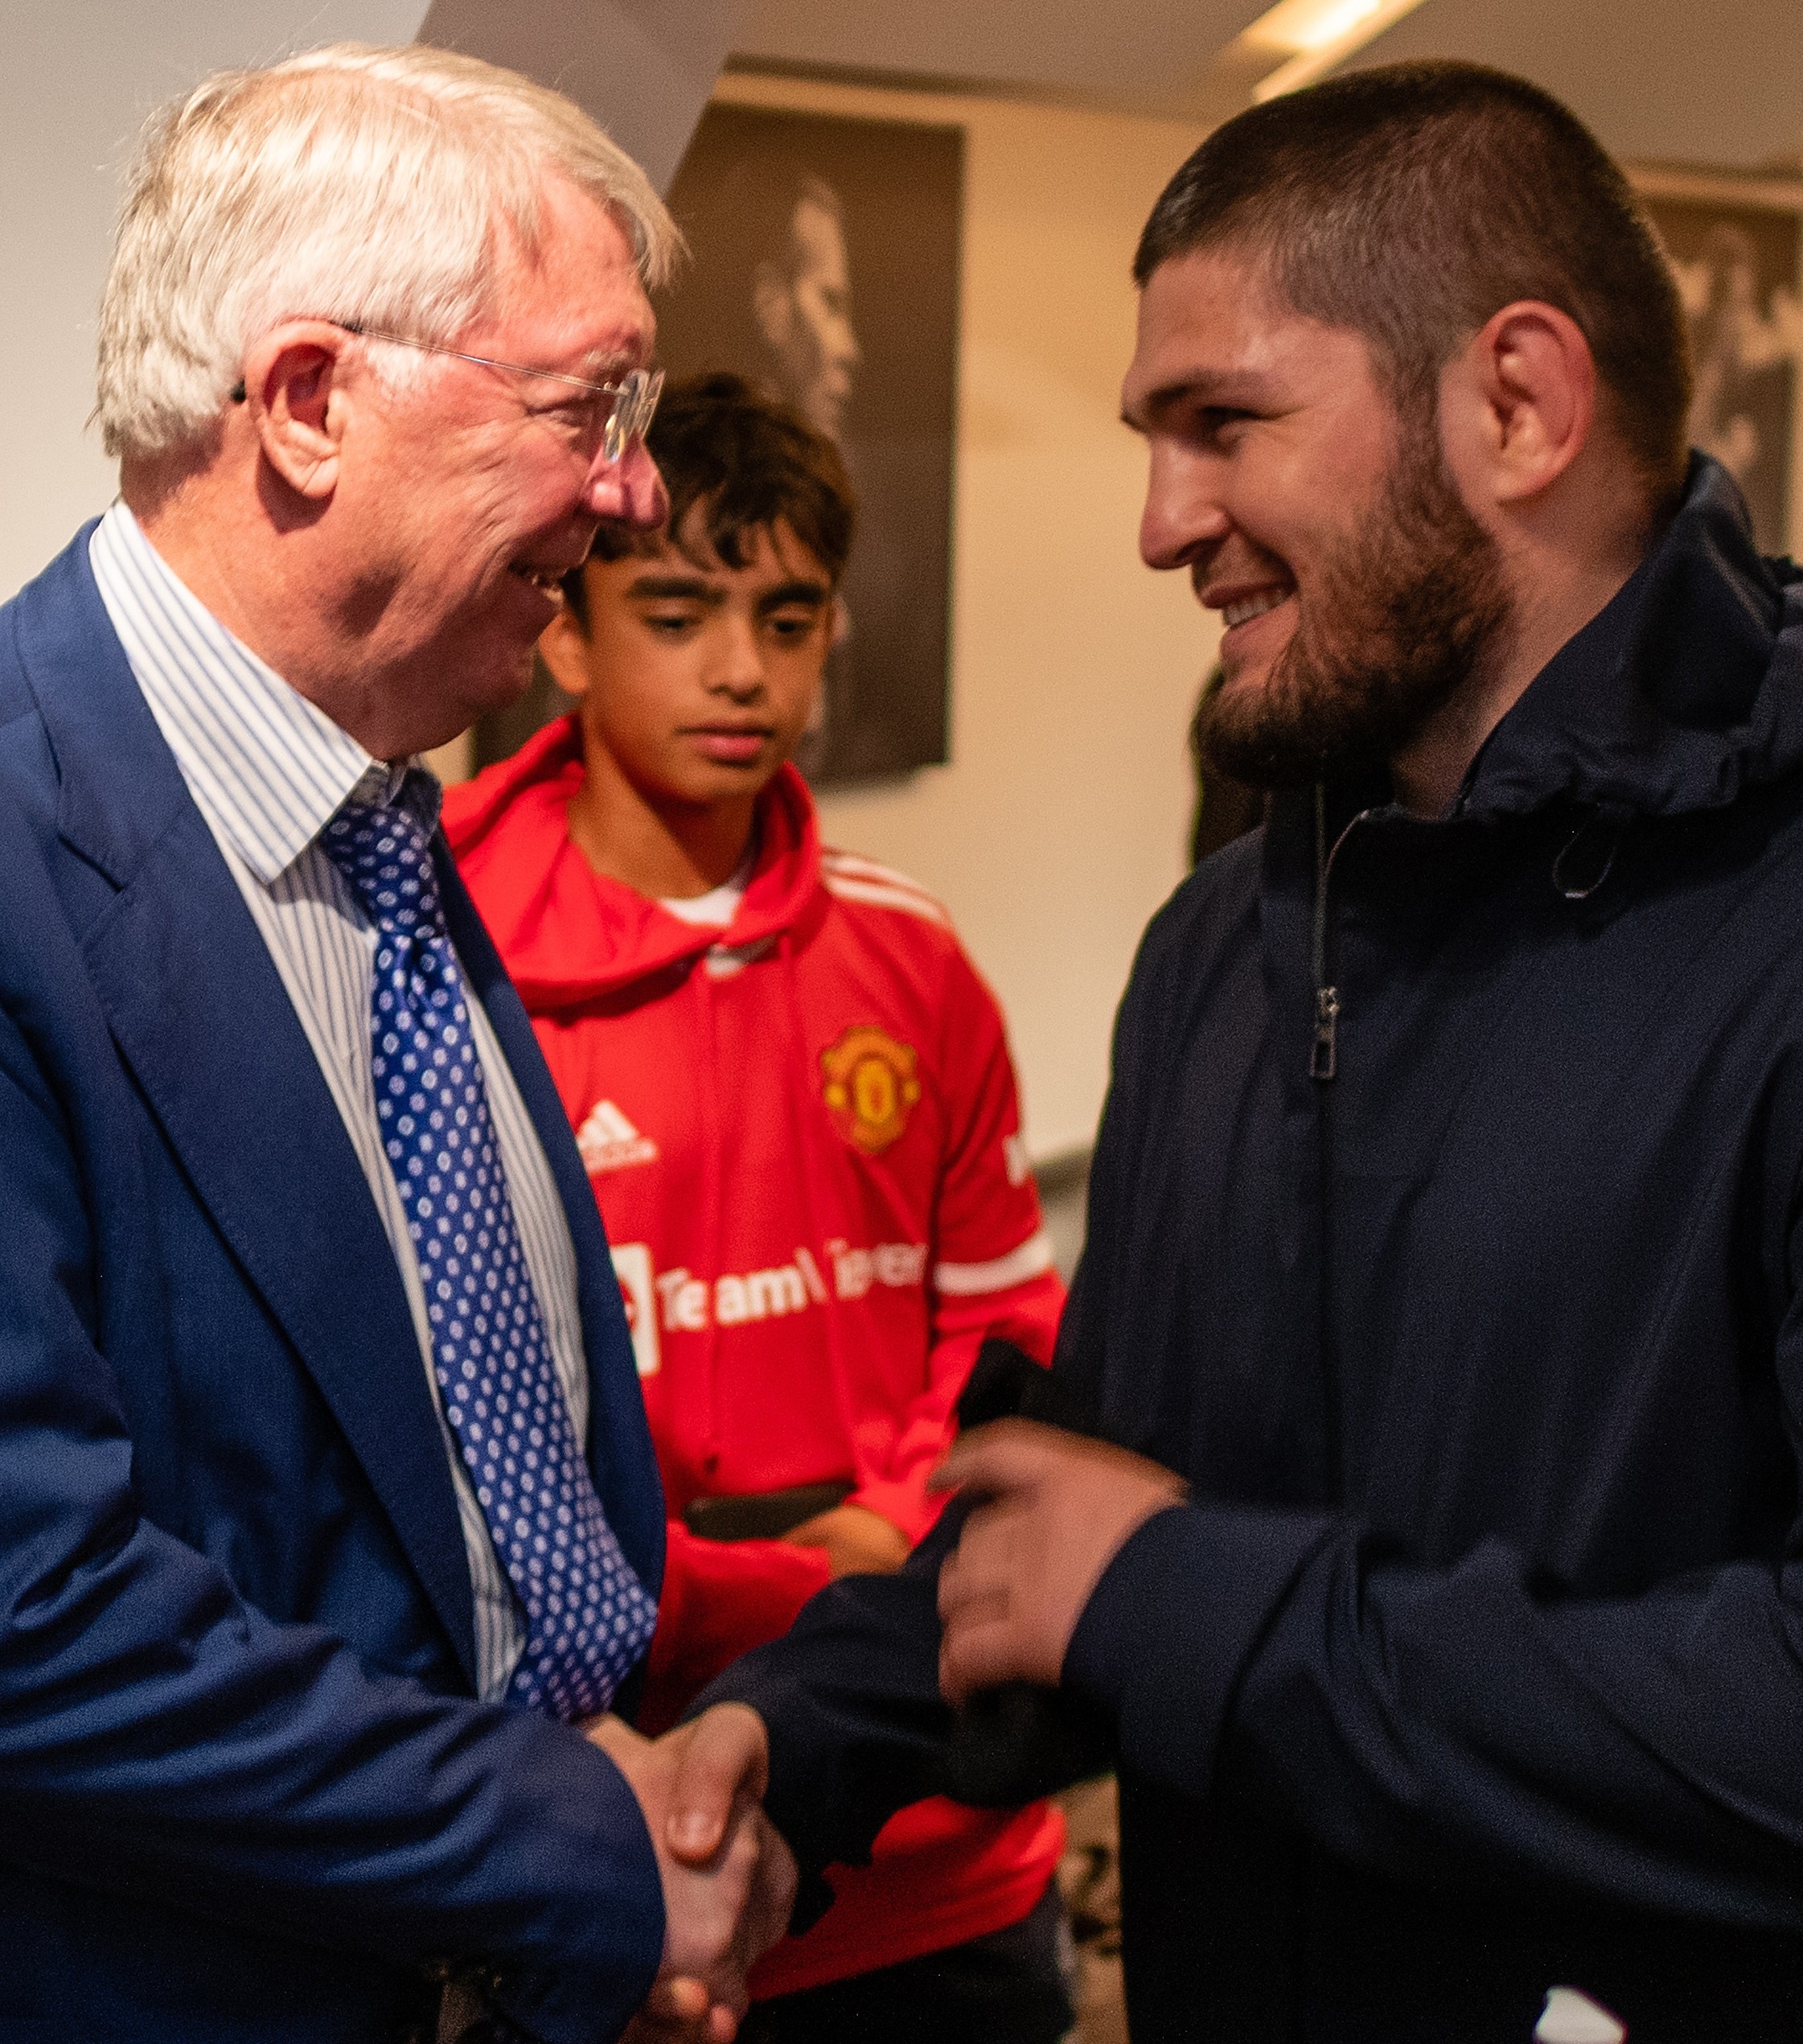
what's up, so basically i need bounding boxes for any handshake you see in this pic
[576,1416,1185,2043]
[585,1704,797,2044]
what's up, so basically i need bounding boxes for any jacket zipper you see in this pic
[1310,785,1379,1081]
[1310,783,1379,1503]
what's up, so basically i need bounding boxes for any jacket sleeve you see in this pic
[0,988,664,2044]
[693,1516,965,1891]
[1064,1464,1803,1926]
[694,1498,1108,1920]
[638,1519,832,1733]
[847,947,1065,1541]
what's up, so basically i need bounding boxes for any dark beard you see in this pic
[1198,420,1513,792]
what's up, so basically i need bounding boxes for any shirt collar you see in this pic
[88,501,432,882]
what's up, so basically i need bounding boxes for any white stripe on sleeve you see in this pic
[934,1228,1057,1296]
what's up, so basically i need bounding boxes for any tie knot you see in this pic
[322,799,443,936]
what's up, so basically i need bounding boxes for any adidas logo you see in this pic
[576,1099,659,1174]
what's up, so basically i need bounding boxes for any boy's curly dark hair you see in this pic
[563,372,856,623]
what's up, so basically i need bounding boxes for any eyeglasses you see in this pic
[230,323,663,464]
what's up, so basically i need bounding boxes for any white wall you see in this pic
[0,0,430,602]
[717,73,1219,1158]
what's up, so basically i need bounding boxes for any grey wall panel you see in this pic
[417,0,753,193]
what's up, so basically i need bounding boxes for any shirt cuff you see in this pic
[1061,1499,1335,1800]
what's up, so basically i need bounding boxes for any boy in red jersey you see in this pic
[445,375,1070,2044]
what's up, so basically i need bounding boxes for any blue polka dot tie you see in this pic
[323,794,656,1718]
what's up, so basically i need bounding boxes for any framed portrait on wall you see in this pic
[472,102,965,783]
[1633,163,1803,557]
[655,102,965,787]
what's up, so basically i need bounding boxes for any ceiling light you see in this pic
[1239,0,1431,101]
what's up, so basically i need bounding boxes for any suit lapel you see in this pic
[15,537,478,1684]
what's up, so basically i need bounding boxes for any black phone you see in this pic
[681,1481,853,1543]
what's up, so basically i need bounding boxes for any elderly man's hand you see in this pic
[929,1420,1186,1705]
[585,1705,796,2044]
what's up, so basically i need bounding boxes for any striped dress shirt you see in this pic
[89,502,590,1701]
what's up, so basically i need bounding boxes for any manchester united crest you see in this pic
[820,1025,922,1154]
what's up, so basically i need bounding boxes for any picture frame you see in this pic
[1632,162,1803,557]
[654,101,966,787]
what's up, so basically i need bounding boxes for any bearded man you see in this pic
[672,60,1803,2044]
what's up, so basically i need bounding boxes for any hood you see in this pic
[1460,454,1803,823]
[442,714,825,1008]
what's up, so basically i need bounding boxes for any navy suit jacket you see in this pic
[0,529,667,2044]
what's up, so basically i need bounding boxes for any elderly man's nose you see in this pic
[584,440,667,529]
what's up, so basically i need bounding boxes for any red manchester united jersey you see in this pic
[446,721,1065,1994]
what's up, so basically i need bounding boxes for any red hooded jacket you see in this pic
[445,720,1065,1994]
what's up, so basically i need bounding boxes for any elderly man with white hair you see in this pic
[0,43,792,2044]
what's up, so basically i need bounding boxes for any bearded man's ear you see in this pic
[1442,298,1597,511]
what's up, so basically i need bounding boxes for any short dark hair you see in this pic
[1136,62,1691,498]
[565,372,856,625]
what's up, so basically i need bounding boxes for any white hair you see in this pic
[95,42,681,463]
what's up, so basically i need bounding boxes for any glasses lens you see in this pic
[602,368,663,464]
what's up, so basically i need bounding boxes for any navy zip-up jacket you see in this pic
[707,458,1803,2041]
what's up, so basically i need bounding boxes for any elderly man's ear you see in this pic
[237,320,356,502]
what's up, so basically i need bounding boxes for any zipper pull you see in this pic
[1311,985,1340,1081]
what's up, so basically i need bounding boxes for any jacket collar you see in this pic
[1459,454,1803,823]
[443,715,828,1007]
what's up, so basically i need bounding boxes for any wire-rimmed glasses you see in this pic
[345,324,663,464]
[229,323,664,464]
